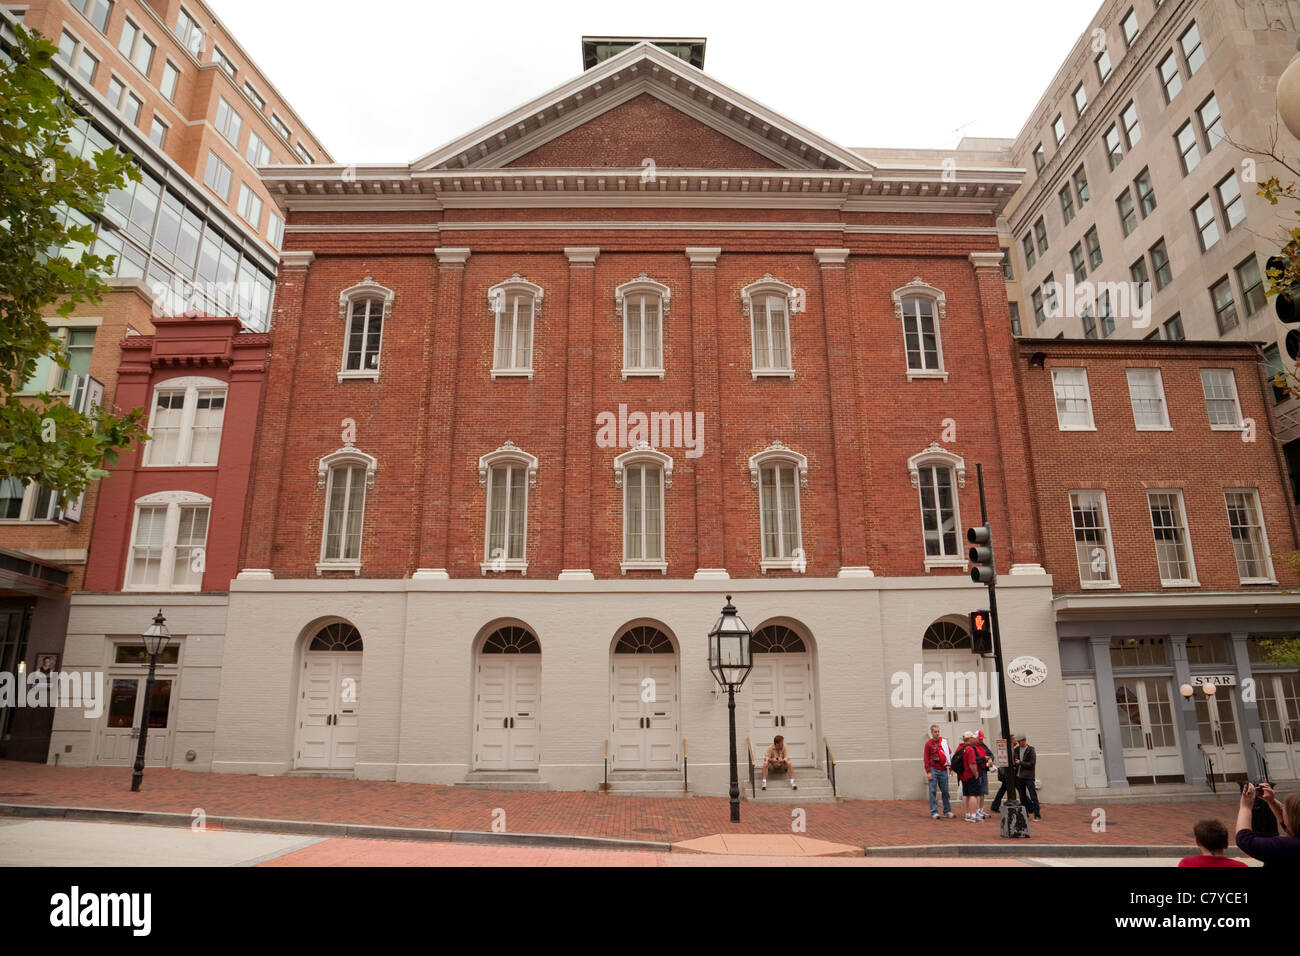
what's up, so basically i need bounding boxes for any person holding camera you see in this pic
[1235,782,1300,865]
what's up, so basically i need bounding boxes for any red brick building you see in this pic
[1016,338,1300,790]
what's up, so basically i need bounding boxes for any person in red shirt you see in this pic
[956,731,983,822]
[922,725,955,819]
[1178,819,1248,867]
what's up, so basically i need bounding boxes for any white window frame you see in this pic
[748,441,807,572]
[243,81,265,112]
[19,322,99,396]
[236,182,262,229]
[246,130,272,166]
[315,445,377,574]
[477,441,537,575]
[160,60,179,102]
[615,275,670,379]
[211,44,236,79]
[148,114,167,148]
[267,210,284,250]
[614,442,673,573]
[336,276,393,381]
[1147,489,1198,586]
[124,490,212,591]
[203,150,232,201]
[1070,490,1118,588]
[215,96,242,147]
[1126,368,1171,431]
[142,375,228,467]
[892,278,948,380]
[907,443,967,570]
[174,6,205,56]
[0,478,61,523]
[1224,488,1275,585]
[1052,367,1096,430]
[742,275,799,379]
[1200,368,1242,430]
[488,275,542,379]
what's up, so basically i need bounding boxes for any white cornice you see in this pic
[281,220,999,237]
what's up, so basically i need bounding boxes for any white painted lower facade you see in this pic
[200,573,1075,803]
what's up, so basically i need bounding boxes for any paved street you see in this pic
[0,761,1262,858]
[0,820,1261,867]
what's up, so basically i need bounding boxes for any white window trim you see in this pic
[337,276,393,381]
[488,275,543,379]
[615,274,670,379]
[742,275,799,379]
[1224,488,1277,585]
[907,443,967,570]
[477,441,537,575]
[17,322,99,395]
[614,442,672,573]
[1147,489,1199,587]
[748,441,807,571]
[892,277,949,381]
[1201,368,1243,431]
[1070,489,1120,589]
[160,59,180,102]
[124,490,211,591]
[1052,367,1097,431]
[0,479,61,524]
[315,444,377,574]
[1125,368,1172,431]
[142,376,227,467]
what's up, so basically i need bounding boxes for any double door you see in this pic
[1194,690,1244,779]
[748,655,815,765]
[1257,673,1300,780]
[923,650,990,755]
[296,653,362,770]
[474,656,540,770]
[1115,679,1182,781]
[610,656,677,770]
[97,673,175,766]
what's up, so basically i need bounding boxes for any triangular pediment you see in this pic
[412,42,871,173]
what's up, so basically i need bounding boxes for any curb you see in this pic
[863,843,1249,859]
[0,803,673,853]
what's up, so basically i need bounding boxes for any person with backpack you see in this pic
[974,731,993,820]
[954,731,983,821]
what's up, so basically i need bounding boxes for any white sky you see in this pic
[210,0,1102,164]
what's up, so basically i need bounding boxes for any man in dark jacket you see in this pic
[1015,733,1040,820]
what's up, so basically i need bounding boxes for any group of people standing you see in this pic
[923,725,1040,822]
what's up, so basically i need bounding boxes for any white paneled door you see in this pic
[1063,679,1107,789]
[473,625,541,771]
[295,652,362,771]
[1115,679,1182,781]
[96,674,175,766]
[610,626,678,771]
[1258,673,1300,780]
[1195,690,1245,779]
[748,656,815,766]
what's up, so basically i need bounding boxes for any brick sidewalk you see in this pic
[0,761,1247,849]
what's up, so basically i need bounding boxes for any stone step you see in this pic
[604,771,682,782]
[454,772,551,792]
[286,770,354,779]
[602,788,692,798]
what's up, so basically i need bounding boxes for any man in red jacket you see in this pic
[923,725,955,819]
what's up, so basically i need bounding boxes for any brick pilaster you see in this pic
[686,247,727,577]
[559,247,598,578]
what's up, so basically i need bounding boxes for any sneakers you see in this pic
[932,811,940,819]
[944,811,955,819]
[791,780,797,790]
[964,813,976,822]
[976,809,988,819]
[761,779,767,790]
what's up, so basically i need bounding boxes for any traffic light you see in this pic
[968,524,995,584]
[969,610,992,655]
[1269,255,1300,359]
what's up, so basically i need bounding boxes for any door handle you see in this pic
[1145,732,1153,750]
[1097,733,1102,749]
[503,718,509,729]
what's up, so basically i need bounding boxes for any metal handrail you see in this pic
[682,738,688,793]
[1251,742,1271,785]
[746,738,755,799]
[1197,743,1216,794]
[603,740,608,792]
[823,737,837,798]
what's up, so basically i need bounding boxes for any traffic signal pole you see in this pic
[971,463,1029,838]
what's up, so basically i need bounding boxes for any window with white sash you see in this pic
[1200,369,1242,429]
[1148,490,1197,585]
[616,276,670,378]
[749,442,807,571]
[615,443,673,572]
[488,276,542,378]
[143,377,226,466]
[337,277,394,381]
[0,477,61,522]
[478,442,537,573]
[1070,490,1117,586]
[1052,368,1095,430]
[316,446,377,572]
[908,444,966,569]
[126,492,210,590]
[1224,489,1273,583]
[893,279,947,378]
[1126,368,1170,430]
[742,276,798,378]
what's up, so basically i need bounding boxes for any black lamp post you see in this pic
[708,595,753,823]
[131,610,170,793]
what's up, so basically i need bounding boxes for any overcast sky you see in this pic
[210,0,1102,164]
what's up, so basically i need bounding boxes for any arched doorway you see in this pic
[747,624,816,766]
[921,618,993,747]
[473,625,541,770]
[609,625,679,770]
[295,621,363,771]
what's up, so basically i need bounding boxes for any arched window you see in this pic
[752,625,807,653]
[143,375,227,466]
[614,626,674,654]
[615,442,673,572]
[488,275,543,378]
[741,275,799,378]
[309,622,364,651]
[126,490,212,591]
[892,278,947,379]
[478,441,538,574]
[316,444,377,572]
[748,441,808,571]
[482,625,540,653]
[616,275,670,378]
[908,443,966,569]
[922,620,972,650]
[338,276,393,381]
